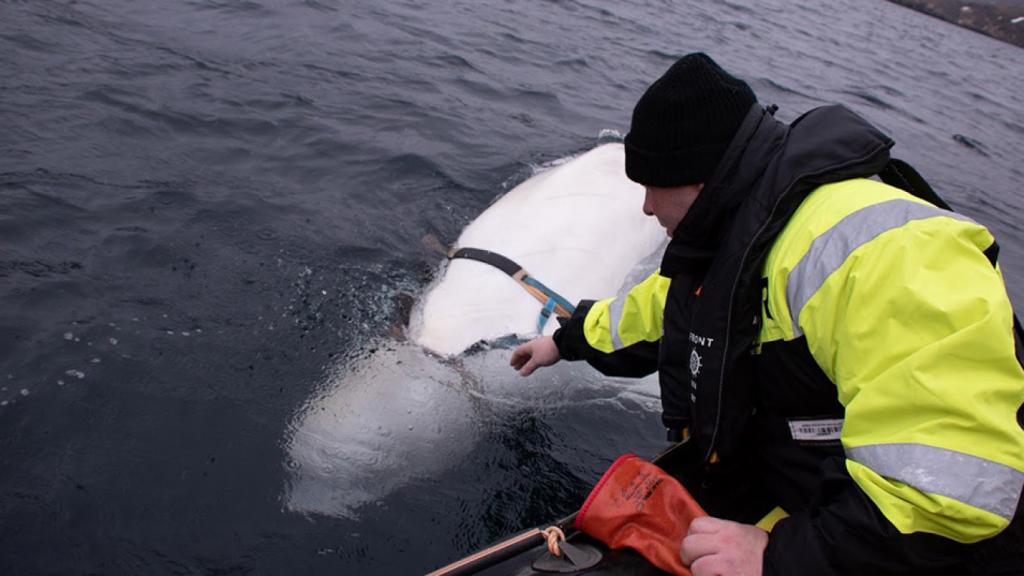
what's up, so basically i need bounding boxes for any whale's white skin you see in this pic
[409,143,667,356]
[284,340,662,518]
[284,144,666,518]
[284,340,480,517]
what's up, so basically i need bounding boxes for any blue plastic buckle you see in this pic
[537,297,558,334]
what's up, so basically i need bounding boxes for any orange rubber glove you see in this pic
[574,453,706,576]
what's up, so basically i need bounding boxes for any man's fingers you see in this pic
[679,533,718,566]
[511,337,559,376]
[518,358,538,377]
[688,554,721,576]
[687,515,723,535]
[682,518,769,576]
[509,347,530,369]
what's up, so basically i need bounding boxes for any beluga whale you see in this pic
[283,143,667,518]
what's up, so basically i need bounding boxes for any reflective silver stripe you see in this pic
[847,443,1024,520]
[787,199,975,337]
[609,296,627,350]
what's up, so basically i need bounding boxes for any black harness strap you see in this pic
[449,247,522,277]
[447,247,576,327]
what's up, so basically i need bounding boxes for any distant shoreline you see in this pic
[886,0,1024,48]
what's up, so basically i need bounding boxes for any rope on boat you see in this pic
[542,526,566,557]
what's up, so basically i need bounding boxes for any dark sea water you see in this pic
[1,1,1022,574]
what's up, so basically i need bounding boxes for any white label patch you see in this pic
[788,418,843,441]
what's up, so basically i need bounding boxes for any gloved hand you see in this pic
[574,453,707,576]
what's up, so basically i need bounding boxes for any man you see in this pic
[510,53,1024,575]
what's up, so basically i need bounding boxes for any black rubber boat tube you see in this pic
[425,517,576,576]
[425,441,694,575]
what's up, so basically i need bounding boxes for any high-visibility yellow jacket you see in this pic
[554,105,1024,573]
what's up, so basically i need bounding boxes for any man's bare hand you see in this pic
[509,336,561,376]
[680,516,768,576]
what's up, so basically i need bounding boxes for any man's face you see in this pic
[642,183,704,237]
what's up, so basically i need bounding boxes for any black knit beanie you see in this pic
[624,53,757,187]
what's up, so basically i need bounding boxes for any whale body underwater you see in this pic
[284,143,667,518]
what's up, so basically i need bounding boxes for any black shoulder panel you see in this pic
[879,158,952,210]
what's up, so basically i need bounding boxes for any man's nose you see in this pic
[642,188,654,216]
